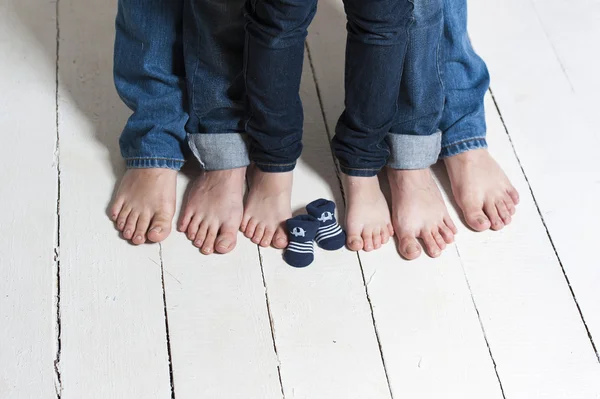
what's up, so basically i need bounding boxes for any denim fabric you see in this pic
[387,0,444,170]
[386,0,490,167]
[438,0,490,158]
[244,0,414,176]
[183,0,251,170]
[114,0,250,171]
[114,0,188,170]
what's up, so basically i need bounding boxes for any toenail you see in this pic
[118,223,124,229]
[407,245,419,254]
[218,239,231,249]
[135,235,142,241]
[150,227,162,233]
[477,217,487,225]
[125,229,131,236]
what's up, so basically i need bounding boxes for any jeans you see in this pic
[387,0,490,169]
[244,0,415,176]
[438,0,489,158]
[114,0,250,171]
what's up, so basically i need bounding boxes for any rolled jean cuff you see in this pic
[439,137,487,158]
[254,161,296,173]
[188,133,250,171]
[338,165,381,177]
[125,157,185,170]
[386,130,442,170]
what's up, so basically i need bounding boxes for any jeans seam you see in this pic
[441,136,486,149]
[339,165,380,171]
[254,161,296,167]
[124,156,185,162]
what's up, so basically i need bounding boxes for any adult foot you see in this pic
[388,169,457,259]
[178,167,246,255]
[343,175,394,252]
[444,149,519,231]
[110,168,177,245]
[241,168,293,249]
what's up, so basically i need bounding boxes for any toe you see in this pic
[484,201,504,231]
[215,222,239,254]
[252,225,265,244]
[432,230,446,251]
[116,206,131,232]
[193,222,209,248]
[347,234,364,252]
[123,212,139,240]
[273,227,288,249]
[421,231,442,258]
[244,218,258,239]
[110,198,124,221]
[439,224,455,244]
[148,212,172,243]
[381,228,390,245]
[444,216,458,235]
[240,215,250,233]
[201,225,219,255]
[132,213,151,245]
[507,187,520,205]
[387,223,395,237]
[260,228,275,248]
[398,235,421,260]
[372,228,382,250]
[178,211,193,233]
[496,200,512,226]
[362,228,375,252]
[506,199,516,215]
[463,205,491,232]
[186,216,201,241]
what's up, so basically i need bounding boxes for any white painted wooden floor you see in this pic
[2,0,600,397]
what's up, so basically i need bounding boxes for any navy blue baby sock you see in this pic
[284,215,320,268]
[306,199,346,251]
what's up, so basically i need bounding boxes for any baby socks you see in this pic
[283,199,346,267]
[284,215,320,268]
[306,199,346,251]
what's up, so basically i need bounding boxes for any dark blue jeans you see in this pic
[244,0,415,176]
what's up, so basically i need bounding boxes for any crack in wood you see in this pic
[53,0,62,396]
[305,41,394,399]
[159,244,176,399]
[489,88,600,363]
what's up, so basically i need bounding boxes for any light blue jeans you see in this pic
[114,0,488,171]
[386,0,490,169]
[114,0,249,171]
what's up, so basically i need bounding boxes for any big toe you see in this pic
[346,232,364,252]
[464,207,491,232]
[147,213,173,243]
[273,227,288,249]
[398,235,421,260]
[215,224,239,254]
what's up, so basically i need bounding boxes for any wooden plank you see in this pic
[469,0,600,392]
[255,51,392,399]
[57,0,173,397]
[0,1,58,397]
[450,92,600,398]
[309,0,600,397]
[521,0,600,348]
[307,5,503,396]
[161,181,282,398]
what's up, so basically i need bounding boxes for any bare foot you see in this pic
[444,149,519,231]
[241,168,292,248]
[178,168,246,255]
[343,175,394,252]
[388,169,457,259]
[110,168,177,245]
